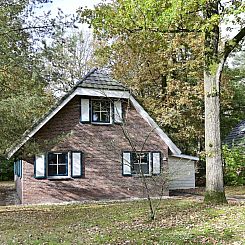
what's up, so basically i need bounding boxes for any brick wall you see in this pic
[21,96,169,204]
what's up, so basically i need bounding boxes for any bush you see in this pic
[0,157,14,181]
[223,145,245,186]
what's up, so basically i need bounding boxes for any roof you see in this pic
[224,120,245,147]
[77,68,128,91]
[171,154,199,161]
[6,68,188,159]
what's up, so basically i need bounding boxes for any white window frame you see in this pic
[47,152,70,179]
[131,152,151,176]
[91,99,112,124]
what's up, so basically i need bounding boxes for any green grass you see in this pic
[0,199,244,244]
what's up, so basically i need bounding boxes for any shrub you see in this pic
[0,157,14,181]
[223,145,245,186]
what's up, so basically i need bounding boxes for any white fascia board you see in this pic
[7,88,130,159]
[7,87,181,158]
[171,154,199,161]
[76,87,130,98]
[129,96,182,155]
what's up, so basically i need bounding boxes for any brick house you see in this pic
[7,69,198,204]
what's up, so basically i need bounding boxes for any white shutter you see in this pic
[72,152,82,177]
[114,100,123,123]
[122,152,131,176]
[35,154,46,178]
[81,98,90,122]
[152,152,161,175]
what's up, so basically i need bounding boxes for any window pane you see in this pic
[48,153,68,176]
[48,165,57,176]
[48,153,56,165]
[93,101,100,111]
[132,152,149,175]
[101,112,110,123]
[58,153,67,164]
[101,101,110,111]
[92,100,110,123]
[58,165,67,175]
[92,112,99,122]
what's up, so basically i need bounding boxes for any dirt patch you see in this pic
[170,187,245,203]
[0,181,18,206]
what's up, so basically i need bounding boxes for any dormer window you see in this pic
[91,100,111,123]
[81,98,123,124]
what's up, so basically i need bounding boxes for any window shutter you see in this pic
[114,100,123,123]
[152,152,161,175]
[14,161,16,176]
[19,160,22,178]
[148,153,152,174]
[35,154,46,178]
[81,98,90,122]
[122,152,131,176]
[71,152,82,178]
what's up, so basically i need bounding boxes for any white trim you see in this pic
[129,97,181,155]
[152,152,161,175]
[81,98,90,122]
[171,154,199,161]
[114,100,123,123]
[7,87,184,159]
[77,87,130,99]
[122,152,131,175]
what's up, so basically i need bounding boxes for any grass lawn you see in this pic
[0,198,244,244]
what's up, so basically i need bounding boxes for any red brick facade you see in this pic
[18,96,169,204]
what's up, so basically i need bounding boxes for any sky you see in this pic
[36,0,105,33]
[40,0,103,15]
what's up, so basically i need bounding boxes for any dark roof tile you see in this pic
[224,120,245,147]
[76,69,128,91]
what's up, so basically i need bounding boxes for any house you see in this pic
[224,120,245,148]
[7,69,198,204]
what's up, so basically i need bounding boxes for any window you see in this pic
[48,152,68,176]
[91,100,111,123]
[122,151,161,176]
[132,152,149,175]
[81,98,123,124]
[34,151,83,179]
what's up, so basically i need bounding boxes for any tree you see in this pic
[0,0,75,156]
[92,15,205,155]
[40,30,95,96]
[80,0,245,203]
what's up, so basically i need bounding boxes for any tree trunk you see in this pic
[203,0,227,204]
[204,70,227,204]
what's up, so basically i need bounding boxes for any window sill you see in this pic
[91,122,112,125]
[47,176,71,180]
[131,174,152,178]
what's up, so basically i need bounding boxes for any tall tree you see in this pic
[80,0,245,203]
[40,30,94,96]
[0,0,75,155]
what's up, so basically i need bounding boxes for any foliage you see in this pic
[223,145,245,186]
[80,1,245,156]
[0,0,77,157]
[0,198,245,244]
[220,64,245,140]
[80,0,245,203]
[0,158,13,181]
[40,29,95,96]
[86,9,205,154]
